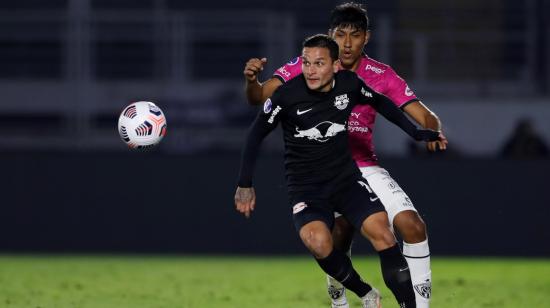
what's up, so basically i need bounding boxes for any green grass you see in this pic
[0,255,548,308]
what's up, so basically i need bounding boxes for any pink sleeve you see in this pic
[272,56,303,83]
[381,67,418,108]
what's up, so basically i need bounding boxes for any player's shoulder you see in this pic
[357,55,399,78]
[274,56,303,82]
[271,74,306,103]
[335,70,364,91]
[336,70,360,83]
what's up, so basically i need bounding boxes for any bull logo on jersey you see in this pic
[334,94,349,110]
[294,121,346,142]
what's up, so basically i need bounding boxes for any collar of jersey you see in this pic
[303,75,337,97]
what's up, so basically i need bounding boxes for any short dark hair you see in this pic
[329,2,369,31]
[302,34,339,61]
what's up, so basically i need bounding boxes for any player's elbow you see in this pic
[245,93,266,106]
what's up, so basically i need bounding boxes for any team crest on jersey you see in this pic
[334,94,349,110]
[263,99,272,113]
[287,57,300,65]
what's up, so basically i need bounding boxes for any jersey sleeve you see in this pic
[356,78,437,142]
[237,93,285,187]
[380,66,419,109]
[272,56,303,83]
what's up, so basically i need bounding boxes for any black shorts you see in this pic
[290,177,385,232]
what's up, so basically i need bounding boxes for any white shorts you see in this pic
[335,165,417,227]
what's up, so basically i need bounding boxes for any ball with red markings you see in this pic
[118,101,167,149]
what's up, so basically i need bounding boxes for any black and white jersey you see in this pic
[238,70,437,192]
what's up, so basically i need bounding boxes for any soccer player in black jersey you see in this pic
[235,34,440,308]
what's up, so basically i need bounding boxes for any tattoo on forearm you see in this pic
[236,188,253,203]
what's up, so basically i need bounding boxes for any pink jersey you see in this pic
[273,55,418,167]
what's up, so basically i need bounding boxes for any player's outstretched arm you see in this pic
[403,101,448,151]
[243,58,283,105]
[369,94,441,142]
[235,186,256,218]
[235,103,282,217]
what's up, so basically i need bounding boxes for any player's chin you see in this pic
[341,55,359,65]
[306,80,319,89]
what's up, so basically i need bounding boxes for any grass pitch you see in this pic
[0,255,548,308]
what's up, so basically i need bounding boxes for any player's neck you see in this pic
[340,54,364,72]
[341,60,361,72]
[318,79,336,93]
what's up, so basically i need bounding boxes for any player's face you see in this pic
[330,26,370,71]
[301,47,339,92]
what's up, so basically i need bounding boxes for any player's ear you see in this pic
[333,59,340,73]
[364,30,371,46]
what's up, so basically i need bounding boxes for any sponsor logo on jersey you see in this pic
[361,87,373,98]
[351,112,361,118]
[348,125,369,133]
[267,105,282,124]
[263,98,272,113]
[334,94,349,110]
[292,202,307,214]
[296,108,312,115]
[365,64,385,74]
[405,86,414,96]
[414,280,432,299]
[287,57,300,65]
[277,67,291,78]
[294,121,346,142]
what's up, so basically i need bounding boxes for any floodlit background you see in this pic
[0,0,549,254]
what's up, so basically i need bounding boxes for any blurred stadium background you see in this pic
[1,0,548,254]
[0,0,549,307]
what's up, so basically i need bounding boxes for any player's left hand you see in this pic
[235,186,256,218]
[427,132,448,151]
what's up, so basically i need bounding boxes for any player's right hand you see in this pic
[428,132,448,151]
[235,186,256,218]
[243,58,267,82]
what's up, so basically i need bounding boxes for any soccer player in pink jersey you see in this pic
[243,3,447,308]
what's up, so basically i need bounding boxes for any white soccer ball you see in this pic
[118,101,167,149]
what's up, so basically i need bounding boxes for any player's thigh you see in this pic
[360,166,417,226]
[333,179,386,231]
[292,201,335,257]
[331,214,355,251]
[292,200,335,235]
